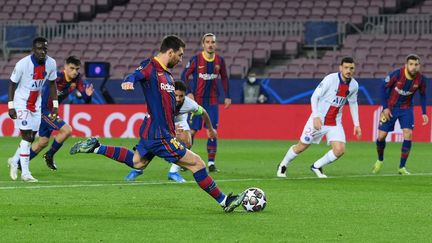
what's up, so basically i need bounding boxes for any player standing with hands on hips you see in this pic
[8,37,58,182]
[277,57,362,178]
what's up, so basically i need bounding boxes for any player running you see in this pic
[8,56,93,175]
[181,33,230,172]
[70,35,245,212]
[276,57,362,178]
[372,54,428,175]
[7,37,58,182]
[124,81,217,182]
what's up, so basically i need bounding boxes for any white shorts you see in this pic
[14,109,41,131]
[175,120,190,131]
[300,118,346,145]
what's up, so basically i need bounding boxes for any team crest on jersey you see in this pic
[214,65,220,73]
[22,120,28,126]
[413,84,418,88]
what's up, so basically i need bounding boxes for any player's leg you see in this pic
[43,117,72,170]
[310,126,345,178]
[175,148,245,212]
[397,109,414,175]
[373,111,397,173]
[205,104,219,172]
[168,126,191,182]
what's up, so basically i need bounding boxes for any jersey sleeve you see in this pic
[348,82,360,126]
[381,70,399,109]
[419,75,427,114]
[181,57,196,94]
[47,59,57,81]
[219,56,230,98]
[180,96,200,114]
[123,60,151,83]
[311,76,330,117]
[10,61,23,83]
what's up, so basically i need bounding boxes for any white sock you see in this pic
[19,140,31,176]
[313,150,338,168]
[220,195,228,207]
[93,146,100,153]
[280,146,298,167]
[208,161,215,166]
[169,164,181,173]
[12,147,20,166]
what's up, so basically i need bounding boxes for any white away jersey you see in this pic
[311,72,359,126]
[175,96,200,123]
[10,55,57,112]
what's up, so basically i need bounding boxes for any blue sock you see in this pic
[29,148,38,160]
[399,140,412,168]
[46,140,63,157]
[193,167,225,203]
[376,139,386,161]
[207,138,217,164]
[97,145,135,168]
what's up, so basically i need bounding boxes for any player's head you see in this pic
[405,54,421,77]
[159,35,186,68]
[201,33,217,54]
[174,81,187,106]
[32,37,48,64]
[64,56,81,80]
[339,57,355,81]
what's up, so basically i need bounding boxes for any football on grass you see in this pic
[242,187,267,212]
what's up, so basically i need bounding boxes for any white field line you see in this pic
[0,172,432,190]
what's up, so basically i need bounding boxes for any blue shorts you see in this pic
[135,138,187,163]
[38,111,67,138]
[379,108,414,132]
[189,104,219,131]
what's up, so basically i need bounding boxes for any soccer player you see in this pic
[372,54,428,175]
[8,56,93,174]
[70,35,245,212]
[124,81,217,182]
[181,33,230,172]
[276,57,362,178]
[7,37,58,182]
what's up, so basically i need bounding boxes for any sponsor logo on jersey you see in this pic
[31,80,44,88]
[394,87,413,96]
[160,83,175,92]
[198,73,218,80]
[331,96,347,107]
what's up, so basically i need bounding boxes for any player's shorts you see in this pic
[378,108,414,132]
[14,109,41,131]
[38,111,67,138]
[175,120,190,131]
[189,104,219,130]
[135,137,187,163]
[300,118,346,145]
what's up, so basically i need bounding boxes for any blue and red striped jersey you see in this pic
[124,57,177,139]
[381,67,427,113]
[41,71,90,113]
[181,52,229,106]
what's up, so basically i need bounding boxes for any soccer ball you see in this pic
[242,187,267,212]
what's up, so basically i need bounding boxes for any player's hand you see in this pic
[85,83,94,96]
[121,82,134,90]
[187,93,194,100]
[207,128,218,139]
[353,126,362,140]
[313,117,322,131]
[8,108,17,119]
[49,107,58,120]
[381,108,392,121]
[224,98,232,109]
[422,114,429,126]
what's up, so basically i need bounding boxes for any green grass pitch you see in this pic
[0,137,431,242]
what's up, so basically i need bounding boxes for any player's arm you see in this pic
[76,76,93,104]
[380,72,398,120]
[348,85,361,139]
[181,57,196,98]
[220,57,231,109]
[419,76,428,125]
[310,78,329,130]
[48,63,59,119]
[194,106,217,139]
[8,63,23,119]
[122,61,149,91]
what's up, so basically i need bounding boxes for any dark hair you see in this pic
[406,54,420,63]
[65,56,81,66]
[201,33,216,43]
[159,35,186,53]
[174,81,187,92]
[341,57,354,65]
[33,37,48,47]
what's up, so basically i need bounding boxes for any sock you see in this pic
[96,145,135,168]
[313,150,338,168]
[207,138,217,165]
[46,139,63,157]
[29,148,38,160]
[14,147,37,165]
[193,167,225,204]
[376,139,386,161]
[19,140,31,176]
[169,164,181,173]
[399,140,412,168]
[280,145,298,167]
